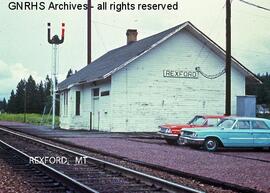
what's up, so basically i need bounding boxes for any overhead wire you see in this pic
[239,0,270,12]
[93,21,108,52]
[193,1,227,79]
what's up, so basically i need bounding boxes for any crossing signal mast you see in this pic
[47,22,65,129]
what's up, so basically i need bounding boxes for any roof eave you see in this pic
[185,22,262,84]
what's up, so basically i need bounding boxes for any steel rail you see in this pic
[0,127,204,193]
[0,139,99,193]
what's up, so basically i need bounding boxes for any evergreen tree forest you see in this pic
[246,73,270,107]
[0,75,59,115]
[0,71,269,115]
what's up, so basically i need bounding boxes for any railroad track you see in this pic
[0,142,73,192]
[0,127,203,193]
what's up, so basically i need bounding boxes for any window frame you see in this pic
[93,88,100,97]
[251,120,270,130]
[233,120,251,130]
[75,91,80,116]
[101,90,110,96]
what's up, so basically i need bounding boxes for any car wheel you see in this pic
[254,147,264,151]
[204,138,219,152]
[177,136,185,145]
[165,139,178,145]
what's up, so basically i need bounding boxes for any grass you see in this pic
[0,113,59,127]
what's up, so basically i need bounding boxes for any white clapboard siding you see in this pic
[60,29,245,132]
[60,82,111,131]
[110,29,245,132]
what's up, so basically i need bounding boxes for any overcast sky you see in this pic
[0,0,270,100]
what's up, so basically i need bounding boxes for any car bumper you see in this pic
[180,136,205,145]
[157,132,178,139]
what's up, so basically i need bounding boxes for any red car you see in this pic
[158,115,226,145]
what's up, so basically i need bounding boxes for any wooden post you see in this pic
[87,0,92,64]
[24,88,26,123]
[225,0,231,116]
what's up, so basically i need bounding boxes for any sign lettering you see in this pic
[163,70,198,79]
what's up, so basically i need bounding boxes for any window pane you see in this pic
[76,91,80,115]
[101,91,110,96]
[189,116,206,126]
[207,118,219,126]
[252,121,269,130]
[93,88,99,97]
[234,120,250,129]
[218,119,235,128]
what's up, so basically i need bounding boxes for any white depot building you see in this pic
[58,21,260,132]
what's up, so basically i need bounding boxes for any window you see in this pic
[207,118,219,126]
[217,119,235,129]
[93,88,99,97]
[233,120,250,130]
[64,91,68,116]
[101,91,110,96]
[189,116,206,126]
[252,121,269,130]
[75,91,80,116]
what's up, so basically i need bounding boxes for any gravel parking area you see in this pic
[0,159,35,193]
[0,121,269,192]
[217,150,270,162]
[60,137,270,193]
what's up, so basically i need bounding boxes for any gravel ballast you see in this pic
[0,159,35,193]
[60,137,270,193]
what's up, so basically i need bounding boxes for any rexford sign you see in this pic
[163,70,198,79]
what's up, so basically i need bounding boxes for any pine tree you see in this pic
[3,98,7,112]
[26,75,38,113]
[66,69,73,78]
[247,73,270,108]
[37,81,45,113]
[15,79,26,113]
[7,90,16,113]
[44,75,52,113]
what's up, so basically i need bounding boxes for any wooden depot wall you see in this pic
[60,29,245,132]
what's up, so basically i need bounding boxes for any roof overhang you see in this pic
[59,21,261,91]
[103,21,261,84]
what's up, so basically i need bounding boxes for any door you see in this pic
[92,88,100,130]
[227,120,253,147]
[251,120,270,146]
[93,98,100,130]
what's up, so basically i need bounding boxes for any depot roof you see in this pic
[58,21,261,91]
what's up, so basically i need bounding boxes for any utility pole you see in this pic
[225,0,231,116]
[24,87,26,123]
[88,0,92,64]
[47,23,65,129]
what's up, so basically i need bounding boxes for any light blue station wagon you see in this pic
[180,117,270,151]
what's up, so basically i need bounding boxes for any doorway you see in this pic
[92,88,100,130]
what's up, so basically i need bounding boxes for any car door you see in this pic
[228,120,253,147]
[251,120,270,146]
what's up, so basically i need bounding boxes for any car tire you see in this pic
[204,138,219,152]
[254,147,264,151]
[178,136,185,145]
[165,139,178,145]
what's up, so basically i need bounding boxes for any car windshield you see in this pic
[217,119,235,129]
[188,116,206,126]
